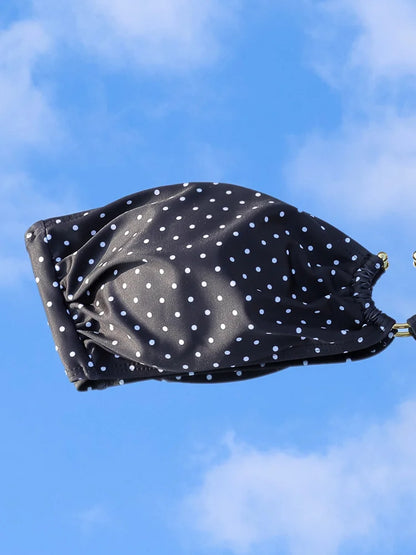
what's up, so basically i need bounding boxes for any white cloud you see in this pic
[0,19,58,158]
[34,0,240,72]
[311,0,416,86]
[286,0,416,220]
[0,19,70,287]
[285,113,416,219]
[184,400,416,554]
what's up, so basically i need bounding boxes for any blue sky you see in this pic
[2,1,416,554]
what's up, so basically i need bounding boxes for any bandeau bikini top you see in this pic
[25,181,407,391]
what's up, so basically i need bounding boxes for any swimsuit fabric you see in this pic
[25,182,395,391]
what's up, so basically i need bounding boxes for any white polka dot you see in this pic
[59,326,65,332]
[72,225,78,231]
[154,189,160,195]
[69,351,76,357]
[188,296,194,302]
[206,374,213,381]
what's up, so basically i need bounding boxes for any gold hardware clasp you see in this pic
[392,323,412,337]
[377,251,389,270]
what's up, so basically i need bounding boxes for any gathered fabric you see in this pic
[25,182,395,391]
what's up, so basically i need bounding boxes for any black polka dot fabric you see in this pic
[25,182,396,391]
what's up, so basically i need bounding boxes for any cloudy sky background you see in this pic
[2,1,416,554]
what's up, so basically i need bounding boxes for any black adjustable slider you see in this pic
[405,252,416,338]
[406,317,416,339]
